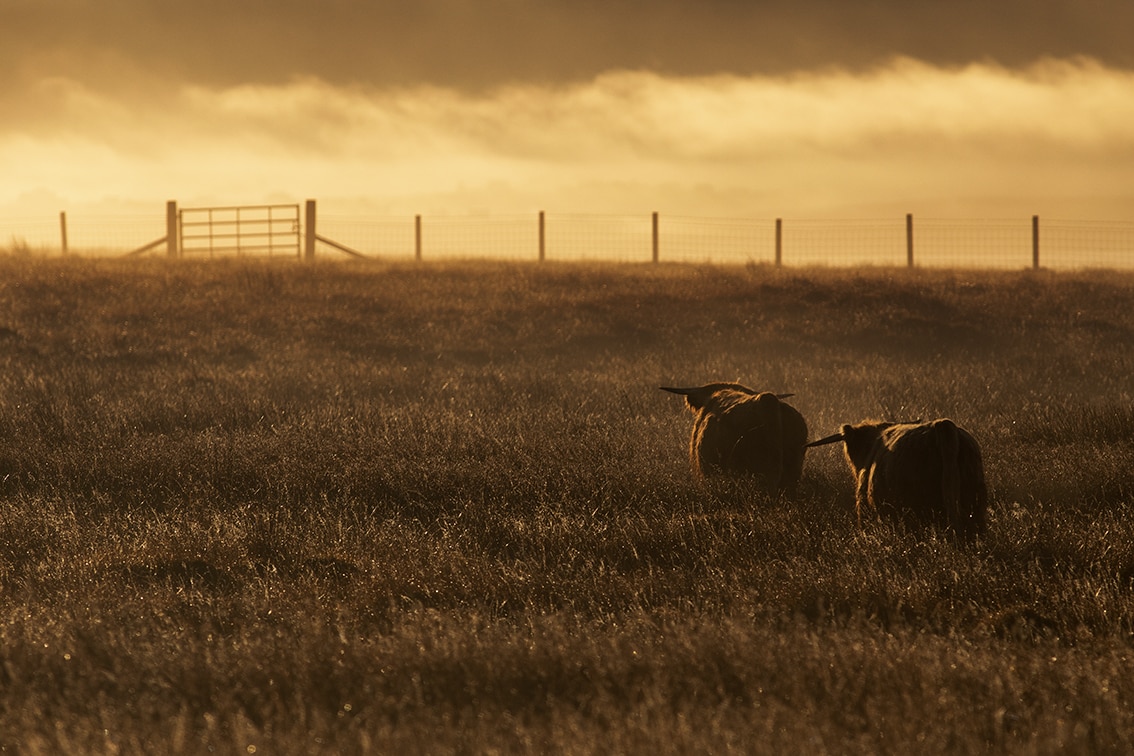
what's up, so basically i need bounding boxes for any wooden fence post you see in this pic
[304,200,317,261]
[1032,215,1040,269]
[59,212,68,256]
[775,218,783,267]
[906,213,914,268]
[166,201,179,258]
[415,215,422,261]
[539,211,545,262]
[652,212,659,263]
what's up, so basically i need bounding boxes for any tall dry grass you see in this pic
[0,256,1132,753]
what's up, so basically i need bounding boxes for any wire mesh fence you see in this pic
[781,219,910,268]
[913,218,1035,269]
[3,209,1133,269]
[1,214,166,257]
[657,216,774,265]
[1038,221,1134,269]
[545,214,655,263]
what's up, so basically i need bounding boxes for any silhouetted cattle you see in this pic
[662,382,808,495]
[808,419,988,540]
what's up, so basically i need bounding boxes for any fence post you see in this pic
[415,215,422,261]
[538,211,545,262]
[775,218,783,267]
[652,212,659,263]
[1032,215,1040,269]
[166,201,179,258]
[304,199,317,261]
[59,212,68,256]
[906,213,914,268]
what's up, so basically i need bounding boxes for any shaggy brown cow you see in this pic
[808,419,988,541]
[661,382,808,495]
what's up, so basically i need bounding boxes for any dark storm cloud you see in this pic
[4,0,1133,92]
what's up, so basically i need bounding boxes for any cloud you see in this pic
[4,0,1134,93]
[2,58,1133,219]
[450,59,1134,159]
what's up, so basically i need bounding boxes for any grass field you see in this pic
[1,256,1133,753]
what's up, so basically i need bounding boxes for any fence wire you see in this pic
[1041,221,1134,269]
[782,219,910,267]
[659,216,775,264]
[545,214,654,262]
[914,218,1034,269]
[1,215,166,256]
[2,212,1133,269]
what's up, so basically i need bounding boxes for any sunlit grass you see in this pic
[1,256,1133,752]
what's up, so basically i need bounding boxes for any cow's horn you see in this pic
[805,432,845,448]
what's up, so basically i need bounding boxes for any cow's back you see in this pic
[868,419,988,539]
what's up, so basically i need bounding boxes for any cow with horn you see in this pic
[807,418,988,541]
[662,382,808,496]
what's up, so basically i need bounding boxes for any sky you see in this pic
[3,0,1134,220]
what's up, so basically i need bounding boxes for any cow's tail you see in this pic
[934,419,962,533]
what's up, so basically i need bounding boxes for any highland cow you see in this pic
[807,419,988,541]
[661,382,808,495]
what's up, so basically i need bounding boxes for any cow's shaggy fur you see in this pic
[662,382,808,496]
[809,419,988,541]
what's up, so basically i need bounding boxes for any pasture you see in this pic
[0,256,1133,753]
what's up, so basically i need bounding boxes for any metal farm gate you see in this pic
[179,204,301,258]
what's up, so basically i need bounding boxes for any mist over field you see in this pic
[3,59,1134,220]
[3,1,1133,219]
